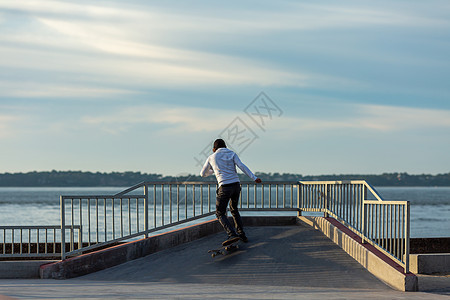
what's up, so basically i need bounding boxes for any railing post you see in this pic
[78,226,82,250]
[144,183,149,238]
[79,199,82,250]
[60,196,66,260]
[297,182,302,216]
[324,184,329,218]
[404,201,410,273]
[261,184,264,208]
[70,227,74,252]
[361,184,367,244]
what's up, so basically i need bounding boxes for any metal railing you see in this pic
[59,181,299,259]
[1,180,410,273]
[299,181,410,272]
[0,225,80,258]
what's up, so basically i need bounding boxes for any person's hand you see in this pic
[255,178,262,183]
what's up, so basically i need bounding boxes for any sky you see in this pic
[0,0,449,177]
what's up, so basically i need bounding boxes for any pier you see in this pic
[1,181,449,298]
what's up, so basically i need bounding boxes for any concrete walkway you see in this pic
[0,225,449,299]
[79,226,393,288]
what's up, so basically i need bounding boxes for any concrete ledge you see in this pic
[0,261,57,279]
[40,216,297,279]
[410,253,450,274]
[297,216,418,292]
[411,237,450,254]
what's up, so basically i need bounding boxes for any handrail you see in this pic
[298,180,410,272]
[113,181,146,197]
[364,200,406,205]
[114,181,300,197]
[364,181,385,202]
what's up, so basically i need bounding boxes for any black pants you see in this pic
[216,182,244,238]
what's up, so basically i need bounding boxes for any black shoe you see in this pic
[222,236,240,246]
[239,233,248,243]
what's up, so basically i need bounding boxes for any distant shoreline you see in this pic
[0,171,448,187]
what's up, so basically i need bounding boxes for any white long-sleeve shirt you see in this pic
[200,148,257,186]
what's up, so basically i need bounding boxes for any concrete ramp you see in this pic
[78,225,392,290]
[2,221,449,299]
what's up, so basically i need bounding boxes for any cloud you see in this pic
[2,0,447,31]
[80,102,450,140]
[0,114,21,138]
[4,0,446,102]
[0,16,314,92]
[81,105,240,135]
[285,3,449,29]
[357,104,450,131]
[0,80,135,98]
[3,0,404,96]
[270,103,450,136]
[0,1,137,19]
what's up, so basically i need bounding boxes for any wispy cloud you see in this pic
[357,104,450,131]
[1,0,449,175]
[0,17,313,92]
[80,102,450,139]
[270,104,450,136]
[286,3,449,29]
[0,114,21,138]
[0,80,135,98]
[81,105,239,135]
[0,1,136,19]
[4,0,413,96]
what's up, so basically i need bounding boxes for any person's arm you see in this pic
[233,154,259,182]
[200,158,214,177]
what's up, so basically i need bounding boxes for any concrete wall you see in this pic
[297,216,418,292]
[410,254,450,274]
[0,261,57,279]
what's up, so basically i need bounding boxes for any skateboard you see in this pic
[208,238,240,258]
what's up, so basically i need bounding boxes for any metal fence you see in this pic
[0,225,80,258]
[59,181,299,259]
[0,180,410,272]
[299,181,410,272]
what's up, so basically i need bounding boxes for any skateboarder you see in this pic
[200,139,262,244]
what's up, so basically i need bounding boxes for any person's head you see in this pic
[213,139,226,152]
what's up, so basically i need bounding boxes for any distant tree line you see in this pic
[255,172,450,187]
[0,170,448,187]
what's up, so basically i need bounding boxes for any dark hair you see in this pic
[213,139,226,150]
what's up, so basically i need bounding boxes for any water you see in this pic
[0,186,448,238]
[375,187,450,238]
[0,187,125,228]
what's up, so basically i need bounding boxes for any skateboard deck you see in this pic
[208,239,240,258]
